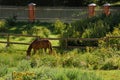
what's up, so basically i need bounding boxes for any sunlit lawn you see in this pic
[91,70,120,80]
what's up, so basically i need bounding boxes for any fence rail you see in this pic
[0,33,120,49]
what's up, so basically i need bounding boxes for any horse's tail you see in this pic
[26,43,33,56]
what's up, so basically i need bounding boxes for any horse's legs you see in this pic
[49,49,52,54]
[43,48,47,55]
[33,49,37,55]
[26,50,31,59]
[44,48,47,52]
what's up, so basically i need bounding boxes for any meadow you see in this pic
[0,13,120,80]
[0,47,120,80]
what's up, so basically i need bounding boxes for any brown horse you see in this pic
[26,38,52,57]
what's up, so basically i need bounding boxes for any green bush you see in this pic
[6,15,17,26]
[60,13,120,47]
[82,20,110,38]
[0,20,7,32]
[53,20,66,34]
[30,26,51,37]
[106,26,120,49]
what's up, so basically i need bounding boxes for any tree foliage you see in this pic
[59,13,120,47]
[0,0,119,6]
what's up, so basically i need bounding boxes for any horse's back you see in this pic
[40,39,51,48]
[32,39,51,49]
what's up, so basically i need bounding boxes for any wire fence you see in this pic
[0,6,119,22]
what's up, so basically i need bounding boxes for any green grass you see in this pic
[95,70,120,80]
[0,19,120,80]
[0,46,120,80]
[1,66,120,80]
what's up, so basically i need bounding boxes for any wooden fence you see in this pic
[0,33,120,49]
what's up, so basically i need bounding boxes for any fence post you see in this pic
[88,3,96,17]
[103,3,111,16]
[6,34,10,47]
[28,3,36,23]
[64,38,68,49]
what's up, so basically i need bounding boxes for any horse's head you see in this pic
[26,50,31,56]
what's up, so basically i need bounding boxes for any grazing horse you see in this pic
[26,38,52,57]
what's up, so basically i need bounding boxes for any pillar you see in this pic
[103,3,111,16]
[28,3,36,22]
[88,3,96,17]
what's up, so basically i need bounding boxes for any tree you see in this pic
[0,0,119,6]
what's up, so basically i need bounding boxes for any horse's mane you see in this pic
[27,37,40,56]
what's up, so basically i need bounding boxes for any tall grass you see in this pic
[0,47,119,70]
[0,47,120,79]
[16,67,103,80]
